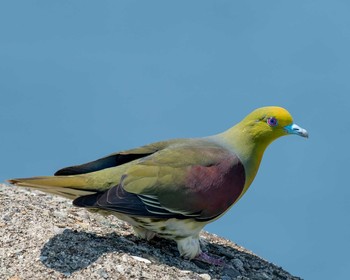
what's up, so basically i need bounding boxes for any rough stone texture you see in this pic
[0,184,302,280]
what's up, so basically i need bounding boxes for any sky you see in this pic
[1,1,349,279]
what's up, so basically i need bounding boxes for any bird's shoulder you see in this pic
[122,137,243,194]
[139,137,238,167]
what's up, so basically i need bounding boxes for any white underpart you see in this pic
[177,235,202,259]
[110,212,205,259]
[133,226,156,240]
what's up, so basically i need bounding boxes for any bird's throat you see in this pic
[219,125,271,197]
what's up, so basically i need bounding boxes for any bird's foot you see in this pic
[194,252,225,266]
[132,226,156,241]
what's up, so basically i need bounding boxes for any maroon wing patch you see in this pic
[185,154,245,220]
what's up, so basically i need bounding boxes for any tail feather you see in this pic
[7,176,97,200]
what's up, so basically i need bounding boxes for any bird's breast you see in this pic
[185,155,246,220]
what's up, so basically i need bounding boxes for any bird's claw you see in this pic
[194,252,226,266]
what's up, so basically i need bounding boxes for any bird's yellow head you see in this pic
[221,106,308,194]
[240,106,308,145]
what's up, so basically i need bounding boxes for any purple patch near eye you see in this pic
[267,117,278,127]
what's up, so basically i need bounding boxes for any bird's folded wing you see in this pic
[54,139,184,176]
[73,142,246,221]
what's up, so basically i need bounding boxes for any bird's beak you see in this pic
[284,123,309,138]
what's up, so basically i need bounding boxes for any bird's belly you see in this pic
[113,213,204,240]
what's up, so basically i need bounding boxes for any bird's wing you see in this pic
[73,139,246,221]
[54,139,183,176]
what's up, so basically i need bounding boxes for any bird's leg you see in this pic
[177,236,201,259]
[194,252,225,266]
[177,236,225,265]
[132,226,156,240]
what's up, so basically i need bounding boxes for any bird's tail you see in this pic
[7,175,97,200]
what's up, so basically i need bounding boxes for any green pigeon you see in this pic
[8,106,308,264]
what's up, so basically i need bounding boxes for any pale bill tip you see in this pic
[284,123,309,138]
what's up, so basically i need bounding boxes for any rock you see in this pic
[233,258,245,270]
[96,268,108,279]
[199,273,211,280]
[53,210,67,219]
[115,264,125,274]
[0,184,302,280]
[131,255,152,264]
[222,267,241,278]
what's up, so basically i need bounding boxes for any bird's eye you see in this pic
[267,117,278,127]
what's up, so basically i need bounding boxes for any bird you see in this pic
[8,106,308,265]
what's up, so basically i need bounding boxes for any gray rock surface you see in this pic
[0,184,302,280]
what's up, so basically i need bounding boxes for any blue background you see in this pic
[1,1,349,279]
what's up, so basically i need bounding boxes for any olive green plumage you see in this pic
[8,106,308,263]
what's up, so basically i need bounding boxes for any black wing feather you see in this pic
[73,184,188,219]
[55,153,153,176]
